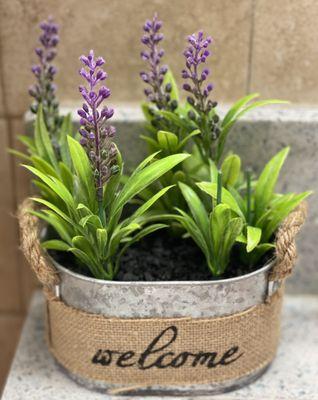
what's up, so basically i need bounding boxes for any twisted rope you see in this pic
[270,202,308,281]
[18,198,60,288]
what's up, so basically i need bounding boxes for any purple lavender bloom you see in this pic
[78,50,119,213]
[140,14,175,110]
[182,31,220,161]
[181,31,215,114]
[29,17,61,138]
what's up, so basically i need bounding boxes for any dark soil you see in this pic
[51,231,271,282]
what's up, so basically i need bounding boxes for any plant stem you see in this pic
[217,170,222,205]
[246,168,252,224]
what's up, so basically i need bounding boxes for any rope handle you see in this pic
[270,202,308,281]
[18,198,60,288]
[18,198,307,286]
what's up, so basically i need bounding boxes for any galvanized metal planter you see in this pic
[19,199,307,396]
[51,257,280,396]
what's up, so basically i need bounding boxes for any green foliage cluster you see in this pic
[16,107,189,279]
[139,70,311,275]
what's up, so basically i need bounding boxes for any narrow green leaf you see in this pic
[8,149,31,162]
[254,147,289,221]
[59,114,73,168]
[178,129,200,150]
[246,226,262,253]
[23,165,76,211]
[67,135,96,209]
[221,154,241,187]
[111,153,190,218]
[197,182,244,219]
[30,155,59,178]
[222,93,260,127]
[35,105,58,169]
[126,185,174,223]
[42,240,69,251]
[178,182,210,242]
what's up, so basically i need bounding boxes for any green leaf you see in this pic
[103,145,123,209]
[79,215,103,229]
[141,102,154,122]
[72,236,96,260]
[23,165,76,211]
[42,240,69,251]
[59,114,73,168]
[178,129,200,150]
[130,151,161,177]
[235,99,289,121]
[111,153,190,219]
[34,105,58,169]
[67,135,96,210]
[221,154,241,187]
[140,135,159,149]
[254,147,289,221]
[222,93,260,127]
[245,243,275,266]
[96,228,108,256]
[163,69,179,102]
[178,182,210,242]
[18,135,36,153]
[157,130,179,153]
[174,208,209,257]
[246,226,262,253]
[126,185,174,223]
[31,197,73,225]
[59,162,74,191]
[30,155,59,178]
[31,210,72,243]
[210,204,243,275]
[115,224,168,275]
[260,191,312,241]
[8,148,31,162]
[159,110,188,129]
[217,98,288,162]
[197,182,244,219]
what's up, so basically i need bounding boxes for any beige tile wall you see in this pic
[0,0,317,392]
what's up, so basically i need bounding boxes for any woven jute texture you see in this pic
[45,289,283,385]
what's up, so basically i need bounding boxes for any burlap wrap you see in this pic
[18,199,307,387]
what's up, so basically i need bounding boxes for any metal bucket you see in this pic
[51,257,280,396]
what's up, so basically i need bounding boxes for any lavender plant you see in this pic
[140,14,197,154]
[77,50,119,220]
[23,50,189,279]
[140,14,172,111]
[29,17,62,142]
[139,16,286,202]
[181,31,218,163]
[11,17,74,203]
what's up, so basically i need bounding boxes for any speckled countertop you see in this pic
[1,291,318,400]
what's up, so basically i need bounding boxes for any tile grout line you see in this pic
[246,0,256,94]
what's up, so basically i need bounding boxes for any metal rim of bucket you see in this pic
[52,255,275,286]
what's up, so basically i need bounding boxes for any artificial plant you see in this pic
[19,45,189,279]
[139,14,287,216]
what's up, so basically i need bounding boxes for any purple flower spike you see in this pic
[182,31,215,114]
[140,14,175,110]
[30,16,61,139]
[78,50,119,213]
